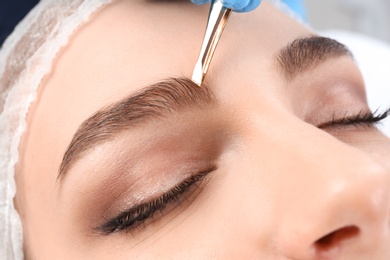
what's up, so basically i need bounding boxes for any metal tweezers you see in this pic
[192,0,232,87]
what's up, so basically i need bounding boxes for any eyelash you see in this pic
[97,165,216,235]
[318,107,390,129]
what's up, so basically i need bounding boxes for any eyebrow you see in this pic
[58,77,215,179]
[277,35,352,80]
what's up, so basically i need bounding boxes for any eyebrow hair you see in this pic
[277,36,352,80]
[58,77,215,179]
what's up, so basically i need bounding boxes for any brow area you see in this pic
[277,36,353,80]
[58,77,215,180]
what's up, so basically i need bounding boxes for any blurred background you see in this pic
[306,0,390,43]
[0,0,38,47]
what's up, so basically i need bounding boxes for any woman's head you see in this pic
[2,0,390,259]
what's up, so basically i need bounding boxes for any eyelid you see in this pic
[95,164,216,235]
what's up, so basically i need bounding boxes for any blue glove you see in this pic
[191,0,261,13]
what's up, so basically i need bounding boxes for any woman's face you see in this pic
[16,0,390,259]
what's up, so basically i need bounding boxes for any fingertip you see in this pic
[191,0,262,12]
[235,0,262,13]
[221,0,250,10]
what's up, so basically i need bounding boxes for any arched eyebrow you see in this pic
[58,77,216,180]
[277,36,353,80]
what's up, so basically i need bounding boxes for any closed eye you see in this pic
[96,164,216,235]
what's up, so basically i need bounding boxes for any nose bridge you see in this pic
[263,126,390,258]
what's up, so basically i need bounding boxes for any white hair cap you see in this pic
[0,0,113,259]
[0,0,302,259]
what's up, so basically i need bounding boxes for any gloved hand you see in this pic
[191,0,261,13]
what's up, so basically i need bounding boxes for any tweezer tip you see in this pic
[192,64,204,87]
[191,76,203,87]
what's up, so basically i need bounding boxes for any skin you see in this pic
[14,0,390,259]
